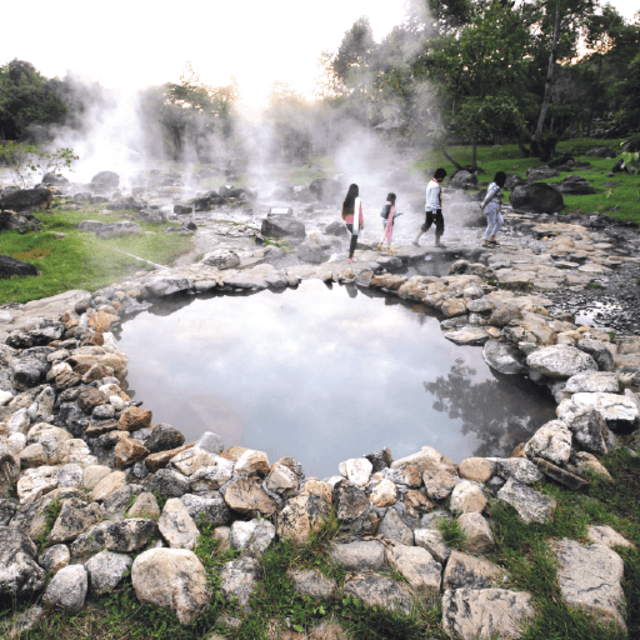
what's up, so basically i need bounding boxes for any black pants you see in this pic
[422,209,444,239]
[346,224,358,258]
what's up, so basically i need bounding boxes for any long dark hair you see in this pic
[343,183,359,214]
[494,171,507,188]
[386,192,396,204]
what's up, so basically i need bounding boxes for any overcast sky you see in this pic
[2,0,638,110]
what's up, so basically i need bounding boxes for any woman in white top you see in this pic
[481,171,507,247]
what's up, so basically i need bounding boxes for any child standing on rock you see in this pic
[413,168,446,247]
[341,183,364,263]
[377,192,403,253]
[481,171,507,247]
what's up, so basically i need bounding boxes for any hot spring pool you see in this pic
[116,280,555,478]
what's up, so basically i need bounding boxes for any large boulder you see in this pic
[261,214,306,239]
[526,166,561,180]
[450,170,478,190]
[96,221,143,240]
[131,548,210,625]
[309,178,343,202]
[585,146,616,158]
[91,171,120,189]
[509,183,564,214]
[0,187,52,211]
[0,526,47,596]
[0,254,38,279]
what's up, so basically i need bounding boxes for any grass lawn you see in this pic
[0,205,193,305]
[412,138,640,225]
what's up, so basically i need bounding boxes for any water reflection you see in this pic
[117,280,555,478]
[424,358,556,458]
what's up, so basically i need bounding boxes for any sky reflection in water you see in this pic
[117,280,555,478]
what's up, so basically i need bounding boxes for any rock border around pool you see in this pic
[1,217,639,637]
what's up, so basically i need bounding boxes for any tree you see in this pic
[0,59,68,141]
[0,141,78,187]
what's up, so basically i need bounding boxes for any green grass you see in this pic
[0,206,193,304]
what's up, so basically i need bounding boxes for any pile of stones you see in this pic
[1,219,639,638]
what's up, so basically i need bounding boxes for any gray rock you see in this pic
[201,249,241,270]
[414,527,451,564]
[12,348,52,391]
[385,544,441,592]
[131,548,210,625]
[450,170,478,190]
[219,556,261,607]
[576,339,615,371]
[459,512,495,555]
[344,574,413,615]
[288,568,337,600]
[565,371,619,394]
[43,564,88,614]
[230,519,276,556]
[378,509,414,545]
[442,550,508,591]
[482,339,527,375]
[523,420,572,466]
[509,182,564,214]
[159,498,200,550]
[38,544,70,575]
[85,550,132,595]
[442,588,535,640]
[526,345,597,379]
[329,540,386,571]
[143,468,191,497]
[48,498,104,543]
[70,521,113,558]
[568,392,639,429]
[194,431,224,454]
[552,538,626,629]
[104,518,157,553]
[179,493,230,526]
[556,399,609,454]
[497,478,556,524]
[490,458,544,485]
[96,221,143,240]
[0,526,46,596]
[261,214,306,239]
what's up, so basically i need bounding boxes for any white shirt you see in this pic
[425,179,441,212]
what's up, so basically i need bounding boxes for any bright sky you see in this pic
[2,0,638,110]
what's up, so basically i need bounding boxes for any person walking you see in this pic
[377,192,402,253]
[413,168,446,247]
[341,183,364,263]
[481,171,507,247]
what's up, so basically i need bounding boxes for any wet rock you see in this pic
[43,564,88,614]
[85,550,132,596]
[497,478,556,524]
[450,170,478,190]
[132,548,210,625]
[526,344,597,379]
[344,574,413,615]
[0,526,46,596]
[552,538,626,628]
[96,221,143,240]
[482,339,527,375]
[557,399,610,454]
[201,249,241,270]
[91,171,120,189]
[143,423,186,454]
[12,348,52,391]
[442,588,535,640]
[568,392,639,429]
[444,325,489,346]
[565,371,619,394]
[0,187,53,212]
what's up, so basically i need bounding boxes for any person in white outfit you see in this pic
[413,168,446,247]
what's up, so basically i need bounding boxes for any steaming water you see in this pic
[117,280,555,478]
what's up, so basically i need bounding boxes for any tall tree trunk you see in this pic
[472,141,477,171]
[441,143,463,170]
[533,2,562,154]
[586,53,603,138]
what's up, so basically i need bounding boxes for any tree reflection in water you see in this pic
[424,358,556,458]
